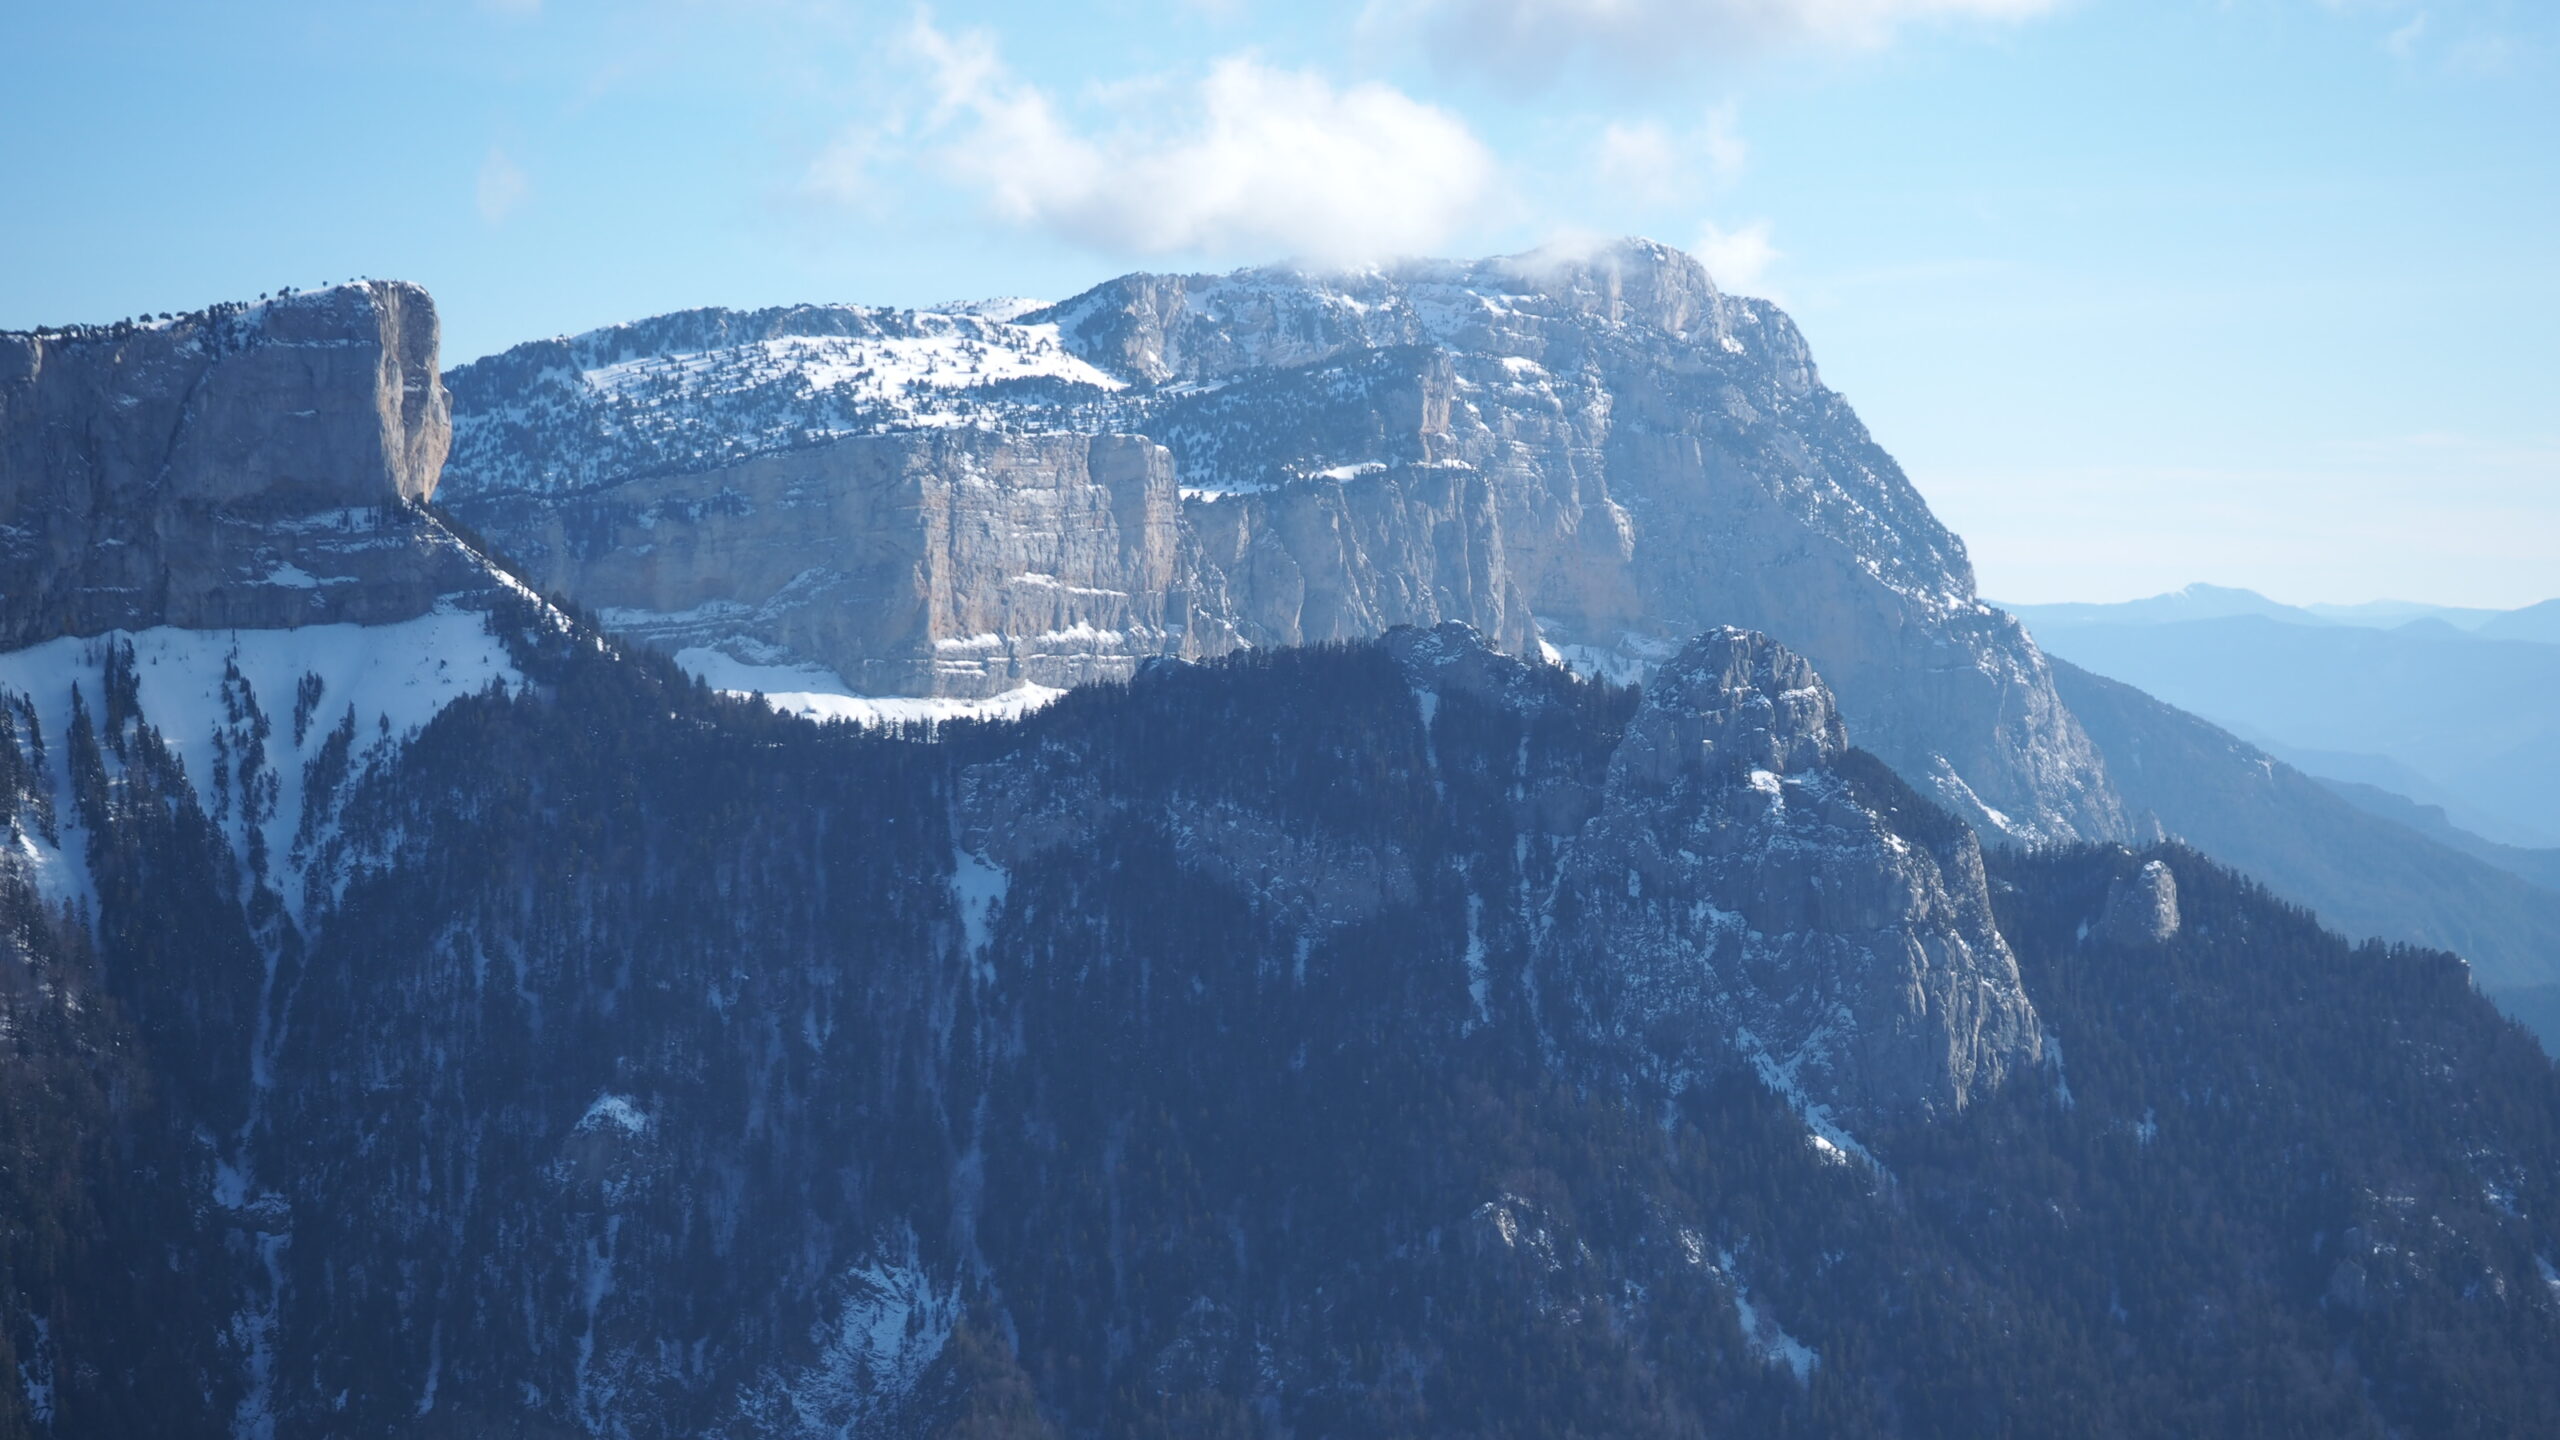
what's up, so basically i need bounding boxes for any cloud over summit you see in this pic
[853,18,1495,268]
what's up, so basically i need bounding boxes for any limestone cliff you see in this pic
[448,427,1219,697]
[437,241,2124,843]
[0,283,485,644]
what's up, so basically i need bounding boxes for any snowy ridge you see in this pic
[443,305,1126,497]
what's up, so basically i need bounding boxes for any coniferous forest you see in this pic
[1,593,2554,1437]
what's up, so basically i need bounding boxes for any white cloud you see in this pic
[1695,218,1779,293]
[476,147,530,225]
[1397,0,2061,80]
[883,16,1495,266]
[1594,101,1747,204]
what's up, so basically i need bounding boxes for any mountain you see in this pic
[430,245,2560,1043]
[2482,598,2560,645]
[437,240,2124,847]
[2304,599,2511,631]
[2047,658,2560,1027]
[0,283,544,1434]
[2315,776,2560,895]
[2005,587,2560,641]
[10,278,2560,1435]
[2026,613,2560,849]
[2001,583,2335,630]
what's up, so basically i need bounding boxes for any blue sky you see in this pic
[6,0,2554,606]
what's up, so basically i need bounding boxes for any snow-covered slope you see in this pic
[1,282,537,923]
[0,608,522,925]
[443,304,1126,498]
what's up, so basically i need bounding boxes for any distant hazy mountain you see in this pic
[2002,583,2333,629]
[2301,599,2507,631]
[2004,585,2557,640]
[2018,611,2560,850]
[2049,657,2560,1019]
[2483,598,2560,645]
[2316,776,2560,895]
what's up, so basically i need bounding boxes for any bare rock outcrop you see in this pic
[452,427,1216,697]
[948,619,2042,1134]
[2097,859,2184,947]
[0,283,483,644]
[1540,627,2041,1128]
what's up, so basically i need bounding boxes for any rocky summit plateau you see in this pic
[1,255,2557,1439]
[437,240,2121,847]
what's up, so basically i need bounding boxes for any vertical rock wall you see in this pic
[0,283,478,644]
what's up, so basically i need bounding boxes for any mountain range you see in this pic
[1,254,2556,1436]
[2008,587,2560,851]
[431,243,2560,1045]
[2007,582,2560,644]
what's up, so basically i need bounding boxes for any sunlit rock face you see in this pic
[0,282,482,644]
[444,426,1209,699]
[1531,626,2041,1131]
[439,240,2125,845]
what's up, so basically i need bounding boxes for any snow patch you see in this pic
[1735,1027,1876,1169]
[16,1315,52,1428]
[0,607,522,926]
[951,848,1009,965]
[579,320,1126,422]
[1728,1278,1817,1384]
[1179,480,1277,501]
[577,1094,651,1136]
[670,648,1064,728]
[730,1233,959,1437]
[1463,892,1490,1025]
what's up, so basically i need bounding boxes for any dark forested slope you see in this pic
[2,601,2555,1438]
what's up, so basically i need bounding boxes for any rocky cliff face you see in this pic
[0,283,485,644]
[438,241,2124,844]
[1538,628,2038,1130]
[450,427,1217,698]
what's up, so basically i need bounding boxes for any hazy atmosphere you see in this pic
[6,0,2554,605]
